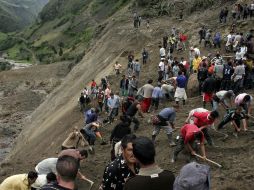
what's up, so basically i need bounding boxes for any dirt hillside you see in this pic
[0,1,254,190]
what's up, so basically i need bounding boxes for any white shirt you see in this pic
[31,175,47,188]
[159,61,165,71]
[35,158,57,175]
[160,48,166,57]
[194,48,200,56]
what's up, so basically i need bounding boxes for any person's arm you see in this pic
[100,165,117,190]
[200,143,206,159]
[186,143,196,155]
[232,120,241,132]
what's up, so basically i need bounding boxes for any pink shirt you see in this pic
[235,93,252,106]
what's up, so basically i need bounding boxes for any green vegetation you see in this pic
[83,27,94,44]
[0,0,49,32]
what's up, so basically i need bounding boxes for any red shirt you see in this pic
[91,81,97,87]
[193,112,215,127]
[181,124,204,144]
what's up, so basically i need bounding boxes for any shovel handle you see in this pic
[194,153,222,168]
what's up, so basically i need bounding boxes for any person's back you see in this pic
[126,101,139,117]
[35,158,58,175]
[202,76,216,93]
[124,137,174,190]
[142,83,154,98]
[124,170,175,190]
[0,174,29,190]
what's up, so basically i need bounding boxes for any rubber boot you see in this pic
[167,134,176,146]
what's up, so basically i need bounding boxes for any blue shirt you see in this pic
[152,87,163,98]
[158,108,176,122]
[85,109,98,124]
[176,75,187,88]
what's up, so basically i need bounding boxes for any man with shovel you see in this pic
[171,123,206,163]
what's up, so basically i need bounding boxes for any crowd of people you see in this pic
[1,2,254,190]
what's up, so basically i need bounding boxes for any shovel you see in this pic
[194,153,222,168]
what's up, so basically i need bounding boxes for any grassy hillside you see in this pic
[0,0,49,32]
[0,0,132,64]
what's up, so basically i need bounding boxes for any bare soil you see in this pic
[0,3,254,190]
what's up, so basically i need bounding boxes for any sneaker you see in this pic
[169,142,176,147]
[171,158,175,163]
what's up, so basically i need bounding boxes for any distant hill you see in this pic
[0,0,49,32]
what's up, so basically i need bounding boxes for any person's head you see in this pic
[121,134,137,164]
[110,92,114,98]
[225,90,235,98]
[159,45,162,48]
[193,131,204,142]
[209,110,219,120]
[243,95,251,103]
[148,79,153,84]
[178,71,183,76]
[132,136,155,166]
[79,149,88,160]
[122,75,125,79]
[56,155,79,182]
[28,171,38,185]
[81,92,84,96]
[46,172,57,183]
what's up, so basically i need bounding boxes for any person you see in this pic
[142,48,149,64]
[110,116,132,160]
[40,155,79,190]
[198,26,206,44]
[120,75,129,97]
[114,61,122,75]
[159,45,166,58]
[197,62,208,95]
[104,85,112,113]
[161,81,175,101]
[35,158,58,175]
[0,171,38,190]
[202,73,216,108]
[217,107,247,135]
[124,137,175,190]
[158,58,165,81]
[191,110,219,146]
[204,29,212,48]
[84,108,99,124]
[61,126,89,150]
[107,92,120,123]
[90,79,97,93]
[81,122,106,145]
[234,93,253,131]
[221,60,234,90]
[174,162,211,190]
[128,75,138,97]
[172,124,206,163]
[79,92,86,112]
[232,60,245,94]
[121,96,135,115]
[213,32,221,48]
[31,173,56,189]
[174,71,187,105]
[212,90,235,111]
[139,79,154,113]
[185,107,209,124]
[100,134,138,190]
[133,59,141,78]
[151,106,178,146]
[126,99,144,131]
[149,82,163,112]
[97,87,105,112]
[219,8,225,23]
[192,54,202,73]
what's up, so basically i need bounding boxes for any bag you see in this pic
[151,115,160,125]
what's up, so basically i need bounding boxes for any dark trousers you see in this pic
[221,79,232,90]
[109,108,119,122]
[129,116,139,131]
[201,128,213,145]
[173,137,198,159]
[217,114,240,131]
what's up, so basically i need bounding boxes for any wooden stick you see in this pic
[194,153,222,168]
[85,178,94,190]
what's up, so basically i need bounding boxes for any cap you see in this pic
[202,56,207,60]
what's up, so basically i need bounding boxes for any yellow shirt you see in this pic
[0,174,30,190]
[192,57,202,72]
